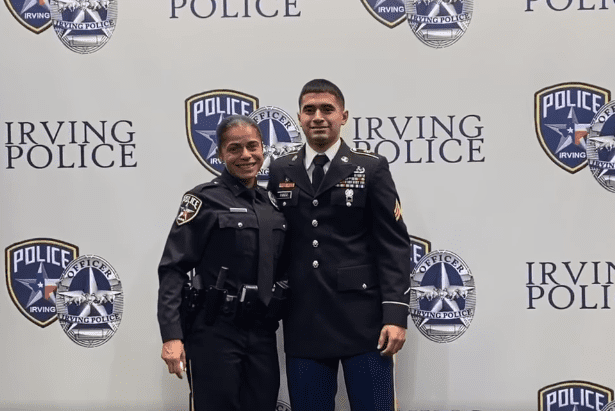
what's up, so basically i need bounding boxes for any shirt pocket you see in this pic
[217,212,259,254]
[337,264,377,292]
[275,190,299,208]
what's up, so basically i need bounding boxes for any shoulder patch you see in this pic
[176,194,202,225]
[350,147,379,159]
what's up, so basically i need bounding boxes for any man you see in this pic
[268,79,411,410]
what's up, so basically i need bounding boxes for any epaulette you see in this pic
[350,146,379,159]
[193,179,223,193]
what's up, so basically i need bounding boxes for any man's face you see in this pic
[298,92,348,152]
[218,124,264,188]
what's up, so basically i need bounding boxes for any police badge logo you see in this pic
[49,0,118,54]
[361,0,406,28]
[538,381,613,411]
[404,0,473,48]
[249,106,303,184]
[410,250,475,343]
[535,83,610,174]
[4,0,52,33]
[176,193,202,225]
[186,90,259,176]
[5,238,78,327]
[55,254,123,348]
[587,100,615,193]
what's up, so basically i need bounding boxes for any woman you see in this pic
[157,115,287,410]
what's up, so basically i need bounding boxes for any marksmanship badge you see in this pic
[587,100,615,193]
[4,0,52,33]
[5,238,78,327]
[56,254,123,348]
[49,0,118,54]
[405,0,473,48]
[250,106,303,184]
[410,250,475,343]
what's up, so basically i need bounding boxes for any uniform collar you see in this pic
[219,168,259,199]
[304,138,341,170]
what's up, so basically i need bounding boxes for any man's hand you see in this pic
[377,324,406,356]
[162,339,186,379]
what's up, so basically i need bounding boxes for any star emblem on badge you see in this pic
[544,107,590,153]
[413,261,474,327]
[21,0,50,14]
[58,267,121,332]
[15,263,60,307]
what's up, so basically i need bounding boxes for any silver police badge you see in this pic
[587,100,615,193]
[55,254,123,348]
[405,0,473,48]
[249,106,303,184]
[410,250,475,343]
[49,0,118,54]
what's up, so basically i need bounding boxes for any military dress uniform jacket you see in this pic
[268,140,411,359]
[157,169,287,342]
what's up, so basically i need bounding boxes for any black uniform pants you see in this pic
[185,313,280,411]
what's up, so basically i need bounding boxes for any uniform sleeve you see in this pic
[367,156,411,328]
[157,191,216,342]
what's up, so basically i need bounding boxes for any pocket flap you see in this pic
[337,264,376,291]
[218,212,258,229]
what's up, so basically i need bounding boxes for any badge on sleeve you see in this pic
[394,198,403,221]
[176,194,202,225]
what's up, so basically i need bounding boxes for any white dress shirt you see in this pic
[304,139,342,183]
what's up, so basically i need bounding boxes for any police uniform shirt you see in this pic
[157,169,287,342]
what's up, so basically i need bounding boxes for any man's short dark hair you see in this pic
[216,114,263,151]
[299,79,345,109]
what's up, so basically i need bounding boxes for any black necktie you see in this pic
[312,155,329,191]
[252,190,274,305]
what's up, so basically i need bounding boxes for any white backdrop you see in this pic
[2,1,615,410]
